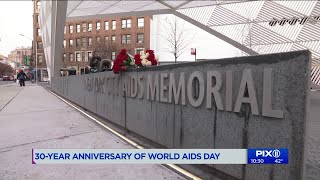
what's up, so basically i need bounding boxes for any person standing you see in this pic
[17,69,27,87]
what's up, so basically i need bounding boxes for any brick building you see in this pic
[33,0,151,74]
[7,47,32,66]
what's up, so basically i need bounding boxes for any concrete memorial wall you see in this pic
[51,51,311,180]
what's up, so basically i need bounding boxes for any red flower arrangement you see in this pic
[112,49,159,73]
[134,49,158,67]
[112,49,135,74]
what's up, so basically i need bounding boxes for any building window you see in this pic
[121,19,131,28]
[121,34,131,44]
[69,53,73,61]
[88,23,92,32]
[37,41,43,49]
[82,38,86,47]
[104,36,109,45]
[137,33,144,44]
[36,1,41,10]
[37,54,43,63]
[96,37,100,44]
[135,48,145,55]
[137,17,144,27]
[81,52,86,62]
[63,53,66,61]
[112,20,116,30]
[76,38,80,47]
[37,15,40,23]
[76,24,80,33]
[69,39,73,47]
[96,21,100,30]
[88,51,92,58]
[63,40,66,48]
[69,25,73,33]
[64,26,66,34]
[111,52,116,60]
[104,21,109,30]
[82,23,87,32]
[37,28,41,36]
[88,37,92,46]
[76,52,81,62]
[111,35,116,43]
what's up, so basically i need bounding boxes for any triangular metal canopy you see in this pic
[39,0,320,83]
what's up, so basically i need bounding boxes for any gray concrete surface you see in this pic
[0,84,185,180]
[0,80,15,87]
[306,91,320,180]
[51,51,311,180]
[311,82,320,90]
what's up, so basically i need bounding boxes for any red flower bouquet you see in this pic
[112,49,135,74]
[134,49,158,67]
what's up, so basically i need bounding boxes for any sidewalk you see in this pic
[0,83,185,180]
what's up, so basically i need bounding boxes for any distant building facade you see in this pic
[7,47,32,66]
[33,0,151,74]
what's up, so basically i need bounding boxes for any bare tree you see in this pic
[159,16,193,63]
[0,63,14,76]
[92,38,120,60]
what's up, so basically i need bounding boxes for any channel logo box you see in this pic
[248,148,288,164]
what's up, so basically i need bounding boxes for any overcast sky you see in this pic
[151,14,241,62]
[0,1,33,56]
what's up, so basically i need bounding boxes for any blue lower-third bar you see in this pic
[248,148,288,164]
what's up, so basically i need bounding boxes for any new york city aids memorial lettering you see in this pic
[86,67,283,118]
[51,51,310,180]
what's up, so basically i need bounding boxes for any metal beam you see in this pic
[66,9,173,21]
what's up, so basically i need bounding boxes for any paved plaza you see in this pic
[0,83,185,180]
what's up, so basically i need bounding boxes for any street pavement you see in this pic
[0,83,185,180]
[0,80,15,87]
[0,83,319,180]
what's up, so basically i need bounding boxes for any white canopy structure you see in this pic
[39,0,320,84]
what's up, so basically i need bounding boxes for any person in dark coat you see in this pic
[17,69,27,87]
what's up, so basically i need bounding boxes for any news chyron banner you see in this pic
[32,148,288,164]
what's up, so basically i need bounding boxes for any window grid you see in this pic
[82,38,86,47]
[69,39,73,47]
[121,19,131,28]
[88,23,92,32]
[111,35,116,43]
[137,18,144,27]
[88,37,92,46]
[76,24,80,33]
[37,54,43,63]
[82,23,87,32]
[76,38,80,47]
[69,53,73,61]
[112,20,116,30]
[76,52,81,62]
[111,52,116,60]
[69,25,73,33]
[96,21,101,30]
[121,34,131,44]
[137,33,144,44]
[104,21,109,30]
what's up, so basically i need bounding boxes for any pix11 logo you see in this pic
[248,148,288,164]
[256,149,281,158]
